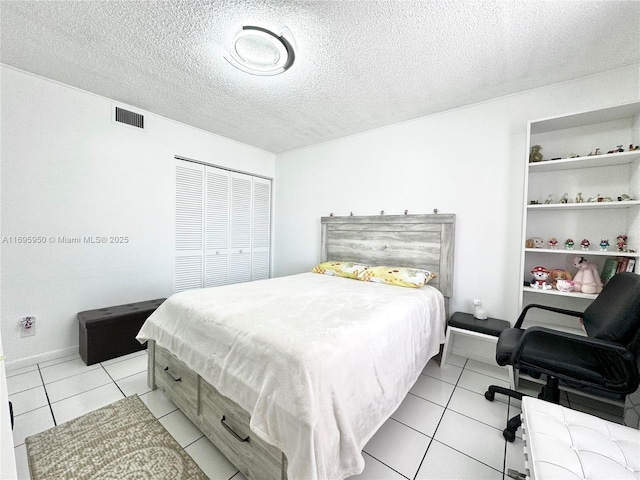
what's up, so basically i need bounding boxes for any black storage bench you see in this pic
[442,311,510,365]
[78,298,165,365]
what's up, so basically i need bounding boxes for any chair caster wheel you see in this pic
[484,391,495,401]
[503,428,516,442]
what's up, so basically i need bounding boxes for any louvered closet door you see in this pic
[229,172,252,284]
[175,162,204,292]
[252,177,271,280]
[204,167,230,287]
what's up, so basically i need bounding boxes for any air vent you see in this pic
[115,107,144,129]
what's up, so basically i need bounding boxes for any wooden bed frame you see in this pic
[147,213,455,480]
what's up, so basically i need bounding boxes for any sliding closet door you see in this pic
[251,177,271,280]
[229,172,252,284]
[204,168,230,287]
[175,162,204,292]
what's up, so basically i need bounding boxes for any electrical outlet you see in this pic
[20,316,36,338]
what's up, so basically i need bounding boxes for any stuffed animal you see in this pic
[549,268,572,289]
[572,256,603,294]
[530,266,551,289]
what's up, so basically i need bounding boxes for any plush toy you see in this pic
[530,266,551,289]
[572,256,603,294]
[549,268,572,289]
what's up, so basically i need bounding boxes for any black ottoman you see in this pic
[78,298,165,365]
[442,311,510,365]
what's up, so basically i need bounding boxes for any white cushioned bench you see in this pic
[521,397,640,480]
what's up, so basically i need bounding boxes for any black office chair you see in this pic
[485,272,640,441]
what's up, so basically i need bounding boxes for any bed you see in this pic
[137,213,455,480]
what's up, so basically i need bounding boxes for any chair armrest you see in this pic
[514,304,583,328]
[512,326,639,393]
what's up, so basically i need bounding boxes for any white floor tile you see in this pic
[416,440,502,479]
[6,370,42,395]
[6,363,38,377]
[139,388,178,418]
[50,383,124,425]
[434,409,506,471]
[348,452,406,479]
[363,418,431,479]
[12,405,55,447]
[443,353,467,368]
[422,360,463,385]
[101,349,146,366]
[391,393,445,437]
[40,358,100,384]
[410,374,455,407]
[117,370,152,397]
[457,369,510,403]
[465,359,510,382]
[102,353,147,380]
[45,367,113,403]
[37,353,81,369]
[13,444,31,480]
[159,408,204,448]
[448,387,510,429]
[9,386,49,416]
[184,435,238,480]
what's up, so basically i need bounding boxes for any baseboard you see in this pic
[5,346,79,371]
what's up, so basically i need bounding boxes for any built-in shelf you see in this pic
[524,248,639,257]
[528,151,640,172]
[522,286,597,300]
[527,200,640,211]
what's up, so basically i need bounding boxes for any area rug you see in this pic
[25,395,208,480]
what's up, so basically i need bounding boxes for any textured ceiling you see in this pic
[1,1,639,153]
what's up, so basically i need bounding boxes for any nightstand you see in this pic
[441,311,510,366]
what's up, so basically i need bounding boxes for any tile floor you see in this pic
[7,350,624,480]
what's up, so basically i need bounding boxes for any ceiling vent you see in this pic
[114,106,144,129]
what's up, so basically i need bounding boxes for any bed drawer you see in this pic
[153,346,198,415]
[199,380,286,480]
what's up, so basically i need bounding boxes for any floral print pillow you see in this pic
[311,261,370,279]
[358,266,436,288]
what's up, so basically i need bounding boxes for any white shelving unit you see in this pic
[520,102,640,334]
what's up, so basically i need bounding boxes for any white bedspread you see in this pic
[137,272,445,480]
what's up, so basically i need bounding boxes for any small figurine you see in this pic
[599,239,610,251]
[530,266,551,290]
[618,194,634,201]
[559,193,568,204]
[580,239,590,251]
[617,234,628,252]
[607,145,625,154]
[548,237,558,249]
[529,200,540,205]
[565,238,574,249]
[630,144,640,151]
[472,299,488,320]
[568,153,580,158]
[576,192,584,203]
[549,268,573,289]
[532,237,544,248]
[572,256,603,294]
[588,194,612,202]
[544,193,553,204]
[529,145,543,163]
[588,148,602,156]
[555,279,575,292]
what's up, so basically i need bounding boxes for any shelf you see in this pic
[527,200,640,211]
[522,286,597,300]
[524,248,639,257]
[528,151,640,172]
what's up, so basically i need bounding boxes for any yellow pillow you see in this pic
[311,261,370,279]
[357,266,436,288]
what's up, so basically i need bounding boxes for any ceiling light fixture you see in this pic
[225,26,295,76]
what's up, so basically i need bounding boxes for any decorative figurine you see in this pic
[565,238,575,249]
[544,193,553,204]
[529,145,543,163]
[588,193,612,202]
[555,279,575,292]
[617,234,628,252]
[588,148,602,156]
[580,239,590,251]
[530,266,551,290]
[529,200,540,205]
[607,145,625,154]
[559,193,569,204]
[472,299,488,320]
[618,194,634,201]
[599,239,610,251]
[548,237,558,249]
[568,153,580,158]
[630,144,640,151]
[532,237,544,248]
[572,256,603,294]
[549,268,573,289]
[575,192,584,203]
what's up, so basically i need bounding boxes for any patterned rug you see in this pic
[25,395,207,480]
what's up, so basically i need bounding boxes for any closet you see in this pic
[175,159,271,292]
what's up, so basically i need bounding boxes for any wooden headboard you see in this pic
[320,214,455,298]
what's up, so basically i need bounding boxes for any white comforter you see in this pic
[137,272,445,480]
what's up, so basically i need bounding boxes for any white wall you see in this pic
[0,65,275,366]
[273,65,640,324]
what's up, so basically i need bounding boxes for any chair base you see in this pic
[486,376,560,442]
